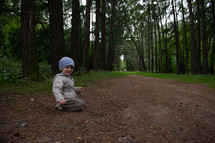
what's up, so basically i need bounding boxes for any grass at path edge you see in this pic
[0,71,132,95]
[0,71,214,95]
[135,71,215,89]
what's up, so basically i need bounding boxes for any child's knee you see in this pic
[78,99,85,107]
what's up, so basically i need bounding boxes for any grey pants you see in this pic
[56,98,85,112]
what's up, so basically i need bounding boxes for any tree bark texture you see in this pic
[93,0,100,72]
[181,0,189,74]
[187,0,196,74]
[71,0,80,71]
[21,0,41,80]
[210,0,215,74]
[156,0,168,73]
[211,39,214,74]
[100,0,106,70]
[154,20,158,73]
[172,0,180,74]
[141,26,147,71]
[48,0,65,74]
[196,0,201,73]
[164,2,169,73]
[151,22,154,73]
[151,0,154,73]
[157,22,162,73]
[201,0,208,74]
[83,0,92,74]
[147,2,151,72]
[107,0,116,71]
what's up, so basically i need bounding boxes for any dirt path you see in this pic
[1,74,215,143]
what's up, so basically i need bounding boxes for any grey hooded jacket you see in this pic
[52,73,79,103]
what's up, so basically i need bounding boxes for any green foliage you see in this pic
[119,58,126,70]
[121,41,139,71]
[0,72,52,95]
[35,24,51,63]
[0,0,214,83]
[3,18,21,59]
[0,58,26,85]
[18,107,24,112]
[0,59,53,87]
[0,67,23,84]
[39,63,54,80]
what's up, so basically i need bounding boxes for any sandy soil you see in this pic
[0,74,215,143]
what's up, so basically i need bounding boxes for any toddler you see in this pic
[53,57,85,111]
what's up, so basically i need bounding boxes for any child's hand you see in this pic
[59,99,66,104]
[79,87,84,92]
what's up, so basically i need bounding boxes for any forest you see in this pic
[1,1,215,142]
[0,0,214,81]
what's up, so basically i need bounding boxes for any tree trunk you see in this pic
[164,2,169,73]
[71,0,80,71]
[114,45,120,70]
[157,22,162,73]
[210,0,215,74]
[21,0,41,80]
[147,2,151,72]
[83,0,92,74]
[100,0,106,70]
[154,20,158,73]
[156,0,168,73]
[151,21,154,73]
[144,35,148,71]
[151,0,154,73]
[211,39,214,74]
[196,0,201,73]
[201,0,208,74]
[107,0,116,71]
[48,0,65,74]
[93,0,100,72]
[90,5,95,70]
[141,27,147,71]
[181,0,189,74]
[147,27,151,72]
[172,0,180,74]
[187,0,196,74]
[175,0,184,74]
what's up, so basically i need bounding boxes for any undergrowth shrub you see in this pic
[39,63,54,81]
[0,58,26,84]
[0,58,54,85]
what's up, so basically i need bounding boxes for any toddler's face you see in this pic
[62,65,73,75]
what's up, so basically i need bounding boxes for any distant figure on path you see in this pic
[52,57,85,111]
